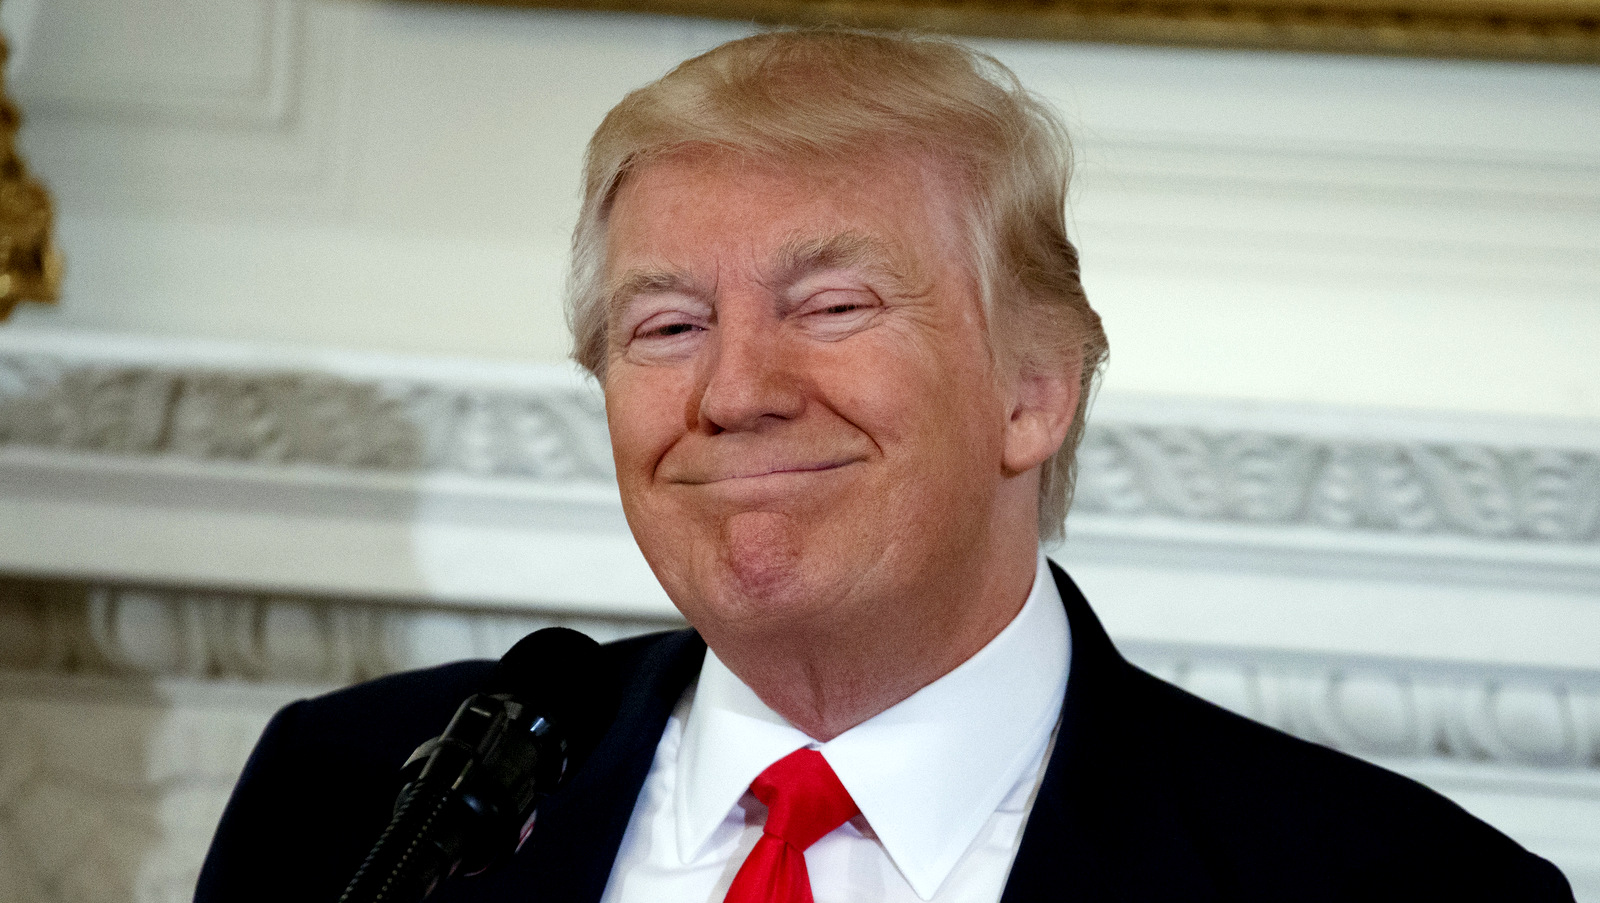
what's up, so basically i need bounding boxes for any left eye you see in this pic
[798,291,878,340]
[803,289,876,316]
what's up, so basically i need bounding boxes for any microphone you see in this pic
[338,627,603,903]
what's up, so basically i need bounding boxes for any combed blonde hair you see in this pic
[567,29,1107,540]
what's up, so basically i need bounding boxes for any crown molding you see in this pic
[3,335,1597,565]
[3,574,1596,774]
[1,331,1597,658]
[0,576,681,687]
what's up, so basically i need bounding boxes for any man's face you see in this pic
[601,149,1028,648]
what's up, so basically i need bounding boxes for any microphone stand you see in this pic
[338,628,599,903]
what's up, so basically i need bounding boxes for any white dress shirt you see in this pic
[599,552,1070,903]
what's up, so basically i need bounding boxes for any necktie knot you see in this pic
[749,748,860,851]
[722,748,860,903]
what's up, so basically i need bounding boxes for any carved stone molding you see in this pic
[3,576,1596,774]
[1075,423,1600,544]
[5,338,1599,902]
[0,577,681,688]
[0,687,245,903]
[0,352,614,482]
[1137,647,1600,771]
[4,348,1598,547]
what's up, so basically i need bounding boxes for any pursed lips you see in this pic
[672,458,861,485]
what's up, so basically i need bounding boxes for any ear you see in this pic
[1002,365,1080,476]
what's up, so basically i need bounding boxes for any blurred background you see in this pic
[0,0,1597,900]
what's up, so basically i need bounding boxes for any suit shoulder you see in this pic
[1125,665,1442,807]
[277,627,695,746]
[283,659,493,747]
[195,627,697,903]
[1114,664,1573,899]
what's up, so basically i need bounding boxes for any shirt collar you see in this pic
[674,552,1070,900]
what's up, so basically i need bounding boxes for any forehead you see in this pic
[602,149,971,283]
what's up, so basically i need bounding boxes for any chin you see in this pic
[716,510,810,599]
[651,511,836,633]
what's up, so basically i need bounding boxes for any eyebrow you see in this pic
[602,269,707,330]
[771,231,912,290]
[603,230,922,321]
[608,269,694,302]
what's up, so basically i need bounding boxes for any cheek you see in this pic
[908,351,1007,471]
[605,370,687,478]
[816,331,946,428]
[840,335,998,439]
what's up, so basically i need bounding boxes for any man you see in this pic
[196,30,1573,903]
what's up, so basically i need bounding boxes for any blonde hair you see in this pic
[567,29,1107,540]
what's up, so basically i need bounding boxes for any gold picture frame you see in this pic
[443,0,1599,63]
[0,29,60,321]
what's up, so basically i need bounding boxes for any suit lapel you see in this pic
[1000,564,1217,903]
[448,564,1211,902]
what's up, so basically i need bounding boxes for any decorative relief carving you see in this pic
[1073,426,1600,543]
[4,352,1598,546]
[4,348,1598,902]
[3,577,1596,773]
[0,576,693,902]
[0,355,614,481]
[0,686,279,903]
[1140,653,1600,771]
[0,578,681,687]
[4,578,1599,903]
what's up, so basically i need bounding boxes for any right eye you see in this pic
[624,309,710,364]
[640,321,703,339]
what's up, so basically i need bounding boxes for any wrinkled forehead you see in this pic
[600,144,978,282]
[605,229,917,307]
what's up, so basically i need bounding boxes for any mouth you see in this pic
[679,458,860,485]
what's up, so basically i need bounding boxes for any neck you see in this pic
[707,543,1039,742]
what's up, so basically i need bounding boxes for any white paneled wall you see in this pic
[0,2,1597,901]
[9,1,1600,415]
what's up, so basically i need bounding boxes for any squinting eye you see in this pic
[632,314,706,342]
[797,291,878,341]
[646,322,700,337]
[803,290,876,317]
[625,314,706,364]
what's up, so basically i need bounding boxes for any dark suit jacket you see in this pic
[195,565,1574,902]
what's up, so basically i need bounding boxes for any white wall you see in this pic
[1,1,1598,901]
[8,0,1599,416]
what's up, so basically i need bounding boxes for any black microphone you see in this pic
[338,627,603,903]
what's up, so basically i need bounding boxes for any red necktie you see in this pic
[722,748,861,903]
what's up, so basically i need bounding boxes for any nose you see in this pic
[693,309,806,433]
